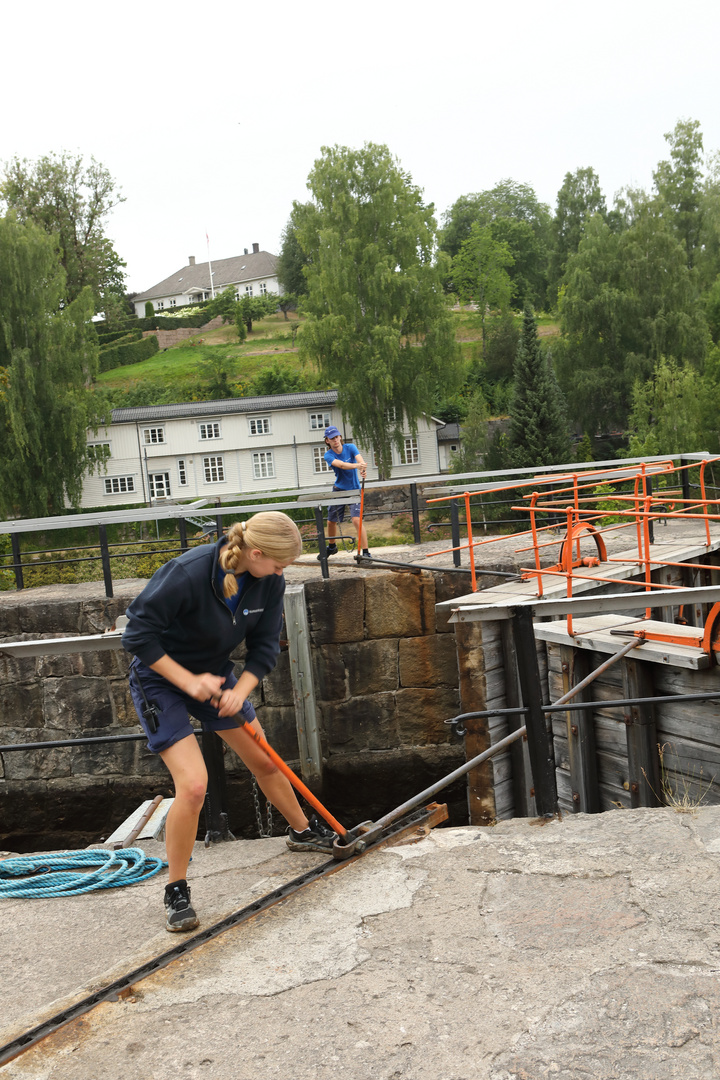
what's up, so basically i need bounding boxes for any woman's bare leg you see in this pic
[159,735,208,881]
[219,720,309,832]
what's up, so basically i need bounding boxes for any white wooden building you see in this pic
[81,391,446,509]
[132,246,281,317]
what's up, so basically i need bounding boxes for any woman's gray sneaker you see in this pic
[286,815,337,853]
[164,880,199,932]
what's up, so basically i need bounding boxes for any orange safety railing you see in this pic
[426,458,720,637]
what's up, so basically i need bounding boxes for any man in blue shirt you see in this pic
[320,425,371,560]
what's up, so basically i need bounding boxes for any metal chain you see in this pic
[251,776,274,838]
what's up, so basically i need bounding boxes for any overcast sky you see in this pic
[2,0,719,294]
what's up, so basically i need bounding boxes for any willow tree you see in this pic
[296,143,460,478]
[0,152,126,310]
[0,213,102,516]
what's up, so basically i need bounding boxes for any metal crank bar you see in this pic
[0,802,447,1069]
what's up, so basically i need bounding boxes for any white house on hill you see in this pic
[133,245,281,316]
[80,391,447,509]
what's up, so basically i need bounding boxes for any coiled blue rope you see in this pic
[0,847,166,899]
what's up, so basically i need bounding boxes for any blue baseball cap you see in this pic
[324,426,341,439]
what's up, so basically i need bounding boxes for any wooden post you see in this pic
[560,645,599,814]
[622,658,661,808]
[283,583,323,791]
[501,621,535,817]
[455,619,497,825]
[512,607,558,817]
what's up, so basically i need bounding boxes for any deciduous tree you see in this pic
[549,167,606,300]
[296,142,461,478]
[441,180,551,308]
[451,223,513,357]
[653,119,704,269]
[0,213,103,516]
[557,207,707,434]
[449,390,488,472]
[627,357,703,456]
[277,209,310,296]
[0,152,125,310]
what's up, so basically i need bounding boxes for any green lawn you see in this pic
[97,313,307,391]
[95,307,559,403]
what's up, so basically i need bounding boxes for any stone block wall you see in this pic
[0,570,476,846]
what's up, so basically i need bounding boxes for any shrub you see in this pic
[98,328,141,346]
[145,301,154,318]
[99,334,159,373]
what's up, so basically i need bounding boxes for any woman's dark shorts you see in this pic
[128,658,257,754]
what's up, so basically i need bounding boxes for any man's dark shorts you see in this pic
[129,658,257,754]
[328,487,360,523]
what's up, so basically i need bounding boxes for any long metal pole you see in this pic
[371,637,651,830]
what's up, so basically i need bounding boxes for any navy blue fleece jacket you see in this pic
[121,538,285,681]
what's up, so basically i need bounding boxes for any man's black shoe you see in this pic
[316,544,339,561]
[164,879,199,932]
[286,815,337,853]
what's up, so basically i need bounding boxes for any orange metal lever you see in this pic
[241,722,348,838]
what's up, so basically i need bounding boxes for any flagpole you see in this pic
[206,231,215,298]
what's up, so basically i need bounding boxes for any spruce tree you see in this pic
[509,307,571,468]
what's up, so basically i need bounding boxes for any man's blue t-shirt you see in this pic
[324,443,361,491]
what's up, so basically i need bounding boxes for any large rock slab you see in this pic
[5,806,720,1079]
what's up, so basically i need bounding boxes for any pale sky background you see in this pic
[2,0,719,295]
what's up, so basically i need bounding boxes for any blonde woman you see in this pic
[122,511,336,932]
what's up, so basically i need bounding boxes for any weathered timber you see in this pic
[621,658,661,808]
[560,646,599,815]
[454,619,497,825]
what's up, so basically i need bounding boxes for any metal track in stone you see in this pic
[0,803,447,1068]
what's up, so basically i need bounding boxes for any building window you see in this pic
[203,456,225,483]
[177,459,188,487]
[87,441,111,462]
[259,282,267,295]
[149,472,171,499]
[103,476,135,495]
[169,298,177,307]
[143,427,165,445]
[252,451,275,479]
[245,284,253,297]
[156,301,164,310]
[309,411,331,430]
[399,437,419,465]
[199,422,221,440]
[313,446,331,473]
[248,416,271,436]
[384,406,398,424]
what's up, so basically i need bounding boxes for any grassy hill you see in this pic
[95,309,560,411]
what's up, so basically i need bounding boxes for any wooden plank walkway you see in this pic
[533,614,712,670]
[436,533,720,617]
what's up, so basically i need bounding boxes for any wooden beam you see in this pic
[622,658,661,808]
[454,620,497,825]
[560,646,599,814]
